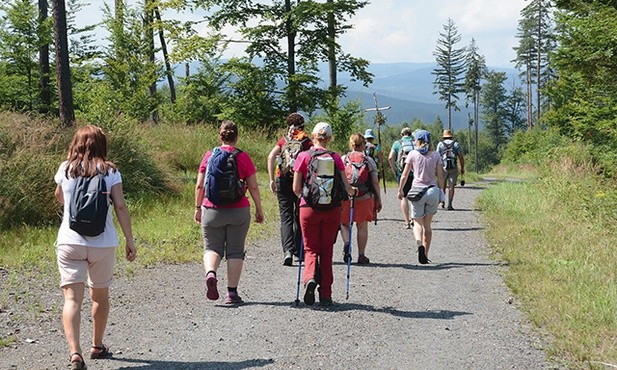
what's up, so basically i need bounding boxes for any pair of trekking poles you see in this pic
[294,195,356,306]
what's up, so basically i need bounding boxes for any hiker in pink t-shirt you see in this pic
[194,121,264,305]
[397,129,445,264]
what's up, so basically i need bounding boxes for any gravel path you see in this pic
[0,182,562,369]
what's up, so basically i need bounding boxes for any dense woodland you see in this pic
[1,0,617,225]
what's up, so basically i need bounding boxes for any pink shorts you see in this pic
[56,244,116,288]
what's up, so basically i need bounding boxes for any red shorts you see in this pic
[340,197,375,225]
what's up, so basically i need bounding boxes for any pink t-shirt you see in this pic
[198,145,256,208]
[293,148,345,207]
[406,150,442,187]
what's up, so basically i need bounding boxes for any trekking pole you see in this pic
[294,236,304,306]
[345,195,356,300]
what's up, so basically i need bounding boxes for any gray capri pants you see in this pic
[201,207,251,259]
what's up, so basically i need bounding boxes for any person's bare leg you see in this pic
[62,283,85,357]
[340,224,350,245]
[447,179,455,208]
[203,250,222,274]
[422,214,435,257]
[413,217,425,246]
[226,258,244,288]
[90,287,109,350]
[356,221,368,255]
[400,198,410,226]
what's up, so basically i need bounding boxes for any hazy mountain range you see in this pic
[334,62,519,131]
[179,61,518,132]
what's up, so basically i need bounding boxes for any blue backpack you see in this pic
[69,172,109,237]
[205,147,245,206]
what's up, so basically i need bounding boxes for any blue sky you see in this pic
[80,0,527,68]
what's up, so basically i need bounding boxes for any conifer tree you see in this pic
[432,18,466,130]
[463,38,486,173]
[513,0,555,128]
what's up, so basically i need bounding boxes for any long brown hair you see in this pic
[65,125,117,178]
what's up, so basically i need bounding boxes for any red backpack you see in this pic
[344,151,372,197]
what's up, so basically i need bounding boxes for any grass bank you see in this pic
[478,162,617,368]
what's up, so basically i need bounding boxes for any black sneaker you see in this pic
[283,251,293,266]
[304,279,317,305]
[342,243,351,263]
[418,246,429,264]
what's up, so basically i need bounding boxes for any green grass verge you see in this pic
[0,171,279,276]
[478,168,617,367]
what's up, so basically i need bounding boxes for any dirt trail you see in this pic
[0,182,560,369]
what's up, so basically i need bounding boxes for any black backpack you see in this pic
[205,147,245,206]
[302,149,348,210]
[69,172,109,237]
[442,142,458,170]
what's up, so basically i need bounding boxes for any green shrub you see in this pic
[0,113,67,228]
[0,113,176,229]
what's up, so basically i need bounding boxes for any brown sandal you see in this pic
[90,344,112,359]
[70,352,87,370]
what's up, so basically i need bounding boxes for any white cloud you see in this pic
[339,0,527,67]
[76,0,527,68]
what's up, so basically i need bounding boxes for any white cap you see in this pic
[312,122,332,139]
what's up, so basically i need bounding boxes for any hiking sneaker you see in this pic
[283,251,293,266]
[418,246,429,264]
[319,298,333,307]
[304,279,317,305]
[205,272,219,301]
[357,255,370,264]
[440,201,445,209]
[224,291,243,305]
[447,205,454,211]
[342,243,351,263]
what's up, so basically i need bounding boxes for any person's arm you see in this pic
[194,171,205,224]
[246,173,264,223]
[267,144,281,193]
[55,185,63,203]
[292,171,303,198]
[397,162,412,199]
[388,148,397,177]
[458,151,465,174]
[437,162,446,191]
[110,183,136,262]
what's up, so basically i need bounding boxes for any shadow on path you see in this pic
[111,357,274,370]
[357,261,500,270]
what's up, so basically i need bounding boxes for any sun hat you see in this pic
[312,122,333,139]
[401,127,412,136]
[442,129,454,139]
[364,129,375,139]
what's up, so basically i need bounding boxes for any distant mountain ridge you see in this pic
[178,61,517,132]
[334,62,518,131]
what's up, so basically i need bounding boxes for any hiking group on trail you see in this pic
[51,117,466,369]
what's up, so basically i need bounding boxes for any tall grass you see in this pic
[479,154,617,367]
[0,118,280,277]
